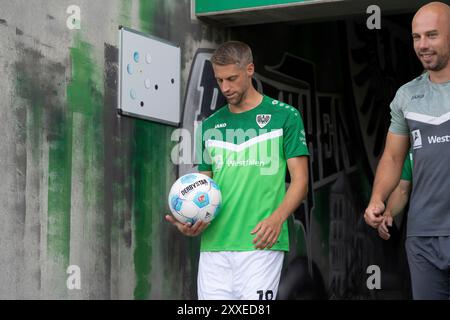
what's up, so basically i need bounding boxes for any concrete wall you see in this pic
[0,0,226,299]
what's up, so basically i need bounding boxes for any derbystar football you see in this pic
[168,173,222,224]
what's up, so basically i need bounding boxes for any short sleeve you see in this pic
[283,109,309,159]
[388,90,410,136]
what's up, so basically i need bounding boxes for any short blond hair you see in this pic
[211,41,253,68]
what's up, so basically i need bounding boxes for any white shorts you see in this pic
[197,250,284,300]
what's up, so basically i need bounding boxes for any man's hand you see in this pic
[366,132,409,229]
[251,215,283,250]
[378,214,393,240]
[248,156,308,250]
[364,200,385,228]
[165,214,209,237]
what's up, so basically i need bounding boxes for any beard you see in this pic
[418,49,450,71]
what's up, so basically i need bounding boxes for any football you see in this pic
[168,173,222,224]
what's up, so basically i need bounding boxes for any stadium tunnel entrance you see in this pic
[185,0,439,299]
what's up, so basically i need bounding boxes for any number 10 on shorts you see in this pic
[257,290,274,300]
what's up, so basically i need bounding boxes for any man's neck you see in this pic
[428,64,450,83]
[228,88,263,114]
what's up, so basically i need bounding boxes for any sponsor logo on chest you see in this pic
[428,135,450,144]
[411,129,450,149]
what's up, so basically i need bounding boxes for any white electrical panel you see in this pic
[118,26,180,126]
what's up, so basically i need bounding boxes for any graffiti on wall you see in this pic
[346,18,422,175]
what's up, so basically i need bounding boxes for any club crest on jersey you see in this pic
[256,114,271,128]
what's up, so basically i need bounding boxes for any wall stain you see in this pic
[14,44,68,296]
[67,32,110,298]
[3,0,220,300]
[132,0,176,300]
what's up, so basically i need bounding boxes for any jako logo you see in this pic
[411,94,424,100]
[412,129,422,149]
[215,123,227,129]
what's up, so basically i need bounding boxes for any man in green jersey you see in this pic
[166,41,309,299]
[364,2,450,299]
[377,151,412,240]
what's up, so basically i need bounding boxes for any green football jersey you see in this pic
[197,95,309,252]
[400,150,413,182]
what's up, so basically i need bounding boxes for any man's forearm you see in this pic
[371,153,406,204]
[271,179,308,223]
[384,180,411,217]
[370,132,410,204]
